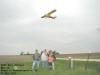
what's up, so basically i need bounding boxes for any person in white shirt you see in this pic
[41,50,48,68]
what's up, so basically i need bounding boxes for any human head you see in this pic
[35,49,38,53]
[49,50,52,55]
[44,49,47,52]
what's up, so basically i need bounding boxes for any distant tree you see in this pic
[53,51,60,55]
[26,52,30,55]
[20,52,24,55]
[56,52,60,55]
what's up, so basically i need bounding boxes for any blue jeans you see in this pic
[32,60,40,70]
[42,61,48,68]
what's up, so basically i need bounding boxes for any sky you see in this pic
[0,0,100,55]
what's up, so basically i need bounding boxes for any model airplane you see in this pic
[41,9,56,19]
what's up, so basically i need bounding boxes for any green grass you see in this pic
[0,60,100,75]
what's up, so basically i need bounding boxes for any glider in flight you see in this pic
[41,9,56,19]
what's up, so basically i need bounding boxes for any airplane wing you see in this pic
[47,9,56,15]
[41,15,46,18]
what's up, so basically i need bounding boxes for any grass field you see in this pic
[0,60,100,75]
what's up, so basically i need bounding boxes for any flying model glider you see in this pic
[41,9,56,19]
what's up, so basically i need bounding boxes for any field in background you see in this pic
[56,52,100,59]
[0,52,100,64]
[0,55,32,64]
[0,60,100,75]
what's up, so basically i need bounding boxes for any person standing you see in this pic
[48,50,56,70]
[52,52,56,70]
[32,50,40,71]
[48,54,54,70]
[41,50,48,68]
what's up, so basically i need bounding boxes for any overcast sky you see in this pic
[0,0,100,55]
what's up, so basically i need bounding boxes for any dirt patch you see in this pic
[0,55,33,64]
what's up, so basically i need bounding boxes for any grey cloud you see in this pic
[0,0,100,55]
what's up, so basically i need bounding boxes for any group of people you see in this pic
[32,49,56,71]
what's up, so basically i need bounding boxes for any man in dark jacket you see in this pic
[32,50,40,70]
